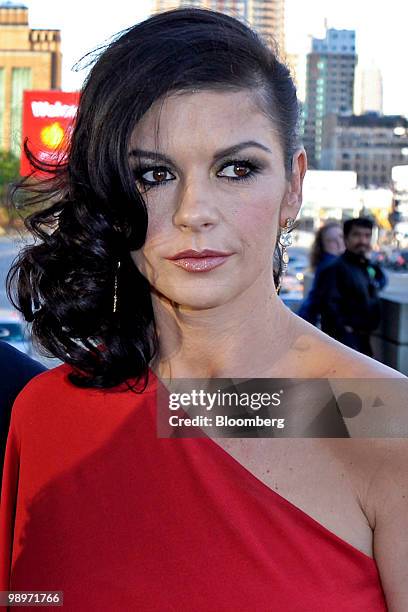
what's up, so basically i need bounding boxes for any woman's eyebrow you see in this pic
[128,140,272,165]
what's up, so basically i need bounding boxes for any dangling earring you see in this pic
[113,260,121,314]
[276,217,295,293]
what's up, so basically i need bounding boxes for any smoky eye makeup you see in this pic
[131,155,266,189]
[216,157,264,183]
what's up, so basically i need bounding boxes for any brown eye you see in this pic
[217,159,261,182]
[219,163,250,178]
[133,165,176,187]
[233,164,250,177]
[151,169,167,182]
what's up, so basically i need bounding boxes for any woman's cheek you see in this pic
[233,193,279,238]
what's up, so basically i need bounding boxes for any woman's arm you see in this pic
[370,441,408,611]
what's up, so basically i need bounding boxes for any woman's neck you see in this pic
[150,276,299,380]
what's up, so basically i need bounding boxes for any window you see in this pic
[10,68,32,156]
[0,68,4,148]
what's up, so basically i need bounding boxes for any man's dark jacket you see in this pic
[0,341,45,486]
[317,250,387,352]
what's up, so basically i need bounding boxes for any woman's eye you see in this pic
[217,159,260,182]
[134,166,175,187]
[133,158,261,189]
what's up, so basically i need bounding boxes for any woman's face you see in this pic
[322,225,345,256]
[128,89,306,310]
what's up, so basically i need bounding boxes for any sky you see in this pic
[23,0,408,116]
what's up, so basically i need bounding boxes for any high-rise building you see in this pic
[354,61,383,115]
[154,0,208,7]
[286,52,306,102]
[247,0,284,52]
[303,28,357,169]
[321,112,408,187]
[152,0,285,53]
[0,1,61,155]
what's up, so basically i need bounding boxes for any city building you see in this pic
[300,169,361,226]
[391,165,408,246]
[152,0,285,53]
[297,169,393,249]
[321,112,408,187]
[286,52,306,102]
[303,28,357,169]
[354,61,383,115]
[0,1,61,155]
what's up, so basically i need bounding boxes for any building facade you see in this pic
[0,1,61,155]
[391,165,408,246]
[303,28,357,169]
[321,113,408,187]
[286,52,306,102]
[354,61,383,115]
[152,0,285,53]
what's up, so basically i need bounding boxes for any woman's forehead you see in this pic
[129,89,281,154]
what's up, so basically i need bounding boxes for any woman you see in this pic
[1,8,407,611]
[297,221,345,324]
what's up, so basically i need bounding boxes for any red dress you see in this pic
[0,364,387,611]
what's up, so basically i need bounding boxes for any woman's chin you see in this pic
[155,286,238,311]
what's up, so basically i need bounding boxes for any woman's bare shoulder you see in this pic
[292,317,406,379]
[325,438,408,608]
[325,438,408,518]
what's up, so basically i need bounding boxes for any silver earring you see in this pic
[276,217,295,292]
[113,260,121,314]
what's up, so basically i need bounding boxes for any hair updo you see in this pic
[8,7,301,389]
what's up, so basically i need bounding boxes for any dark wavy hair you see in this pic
[7,7,301,389]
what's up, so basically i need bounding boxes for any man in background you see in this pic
[0,341,45,486]
[318,217,387,357]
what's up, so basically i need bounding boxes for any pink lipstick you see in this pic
[166,249,233,273]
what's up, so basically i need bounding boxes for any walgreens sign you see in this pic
[21,90,80,176]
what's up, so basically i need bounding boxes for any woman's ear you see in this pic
[279,148,307,226]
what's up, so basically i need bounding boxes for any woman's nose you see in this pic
[173,180,220,231]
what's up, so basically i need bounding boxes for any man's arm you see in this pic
[374,263,388,291]
[317,264,352,336]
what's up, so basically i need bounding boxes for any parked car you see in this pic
[384,250,408,271]
[282,254,308,290]
[0,309,32,356]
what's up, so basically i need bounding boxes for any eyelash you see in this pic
[132,158,262,189]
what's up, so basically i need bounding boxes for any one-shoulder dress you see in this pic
[0,365,387,611]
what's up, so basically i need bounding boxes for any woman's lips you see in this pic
[169,255,231,272]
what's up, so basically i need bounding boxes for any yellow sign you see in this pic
[40,122,65,149]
